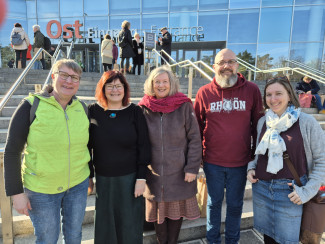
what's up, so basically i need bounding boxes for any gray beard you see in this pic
[216,73,237,88]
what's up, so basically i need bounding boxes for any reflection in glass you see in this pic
[199,0,228,10]
[290,42,323,69]
[292,5,325,42]
[198,11,227,41]
[170,0,198,11]
[38,18,60,44]
[84,17,108,43]
[229,0,260,9]
[37,0,59,18]
[8,0,27,18]
[26,0,36,18]
[200,50,215,78]
[170,12,198,42]
[228,9,259,44]
[142,14,168,35]
[262,0,293,7]
[110,0,140,14]
[259,7,292,43]
[143,0,168,13]
[295,0,325,5]
[60,0,83,17]
[84,0,108,16]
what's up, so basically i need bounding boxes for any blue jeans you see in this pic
[34,60,42,70]
[203,163,247,244]
[25,178,89,244]
[314,94,325,111]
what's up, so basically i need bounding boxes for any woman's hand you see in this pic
[88,178,94,195]
[247,169,258,183]
[134,180,146,198]
[12,193,32,216]
[288,183,302,205]
[184,173,197,183]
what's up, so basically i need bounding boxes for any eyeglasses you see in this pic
[105,84,124,90]
[56,71,80,83]
[215,59,237,66]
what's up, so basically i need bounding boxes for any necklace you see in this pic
[109,113,117,119]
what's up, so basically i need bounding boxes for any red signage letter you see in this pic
[47,20,62,39]
[63,24,73,38]
[73,20,83,38]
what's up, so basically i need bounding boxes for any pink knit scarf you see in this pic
[138,92,192,113]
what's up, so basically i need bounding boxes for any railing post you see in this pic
[0,151,14,244]
[188,67,193,99]
[248,70,252,81]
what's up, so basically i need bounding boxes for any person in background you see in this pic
[132,33,144,75]
[25,44,32,67]
[112,39,118,66]
[88,71,151,244]
[10,23,30,69]
[156,27,172,65]
[139,66,202,244]
[101,34,113,72]
[118,20,135,74]
[7,58,14,68]
[247,76,325,244]
[4,59,90,243]
[32,25,45,70]
[194,48,263,244]
[296,76,325,114]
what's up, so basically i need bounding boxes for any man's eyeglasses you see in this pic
[215,59,237,66]
[105,84,124,90]
[56,71,80,83]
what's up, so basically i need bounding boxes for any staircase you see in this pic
[1,68,325,243]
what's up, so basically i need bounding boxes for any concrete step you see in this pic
[0,197,254,243]
[0,117,10,129]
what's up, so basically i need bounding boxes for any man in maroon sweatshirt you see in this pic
[194,49,263,244]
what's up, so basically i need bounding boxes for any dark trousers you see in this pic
[15,49,27,68]
[154,217,183,244]
[132,64,141,75]
[161,51,170,65]
[120,57,130,71]
[103,63,112,72]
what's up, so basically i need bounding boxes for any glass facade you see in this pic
[1,0,324,72]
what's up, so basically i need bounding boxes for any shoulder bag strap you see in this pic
[283,152,302,187]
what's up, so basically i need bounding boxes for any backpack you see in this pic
[44,36,51,51]
[118,31,127,48]
[29,96,89,124]
[11,32,24,46]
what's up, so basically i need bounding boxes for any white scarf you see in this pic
[255,105,301,174]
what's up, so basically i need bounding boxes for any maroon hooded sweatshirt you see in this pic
[194,73,263,167]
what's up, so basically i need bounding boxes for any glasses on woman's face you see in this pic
[105,84,124,90]
[56,71,80,83]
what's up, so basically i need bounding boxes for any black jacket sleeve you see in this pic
[4,99,31,196]
[310,80,320,94]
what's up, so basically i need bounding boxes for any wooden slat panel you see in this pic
[0,152,14,244]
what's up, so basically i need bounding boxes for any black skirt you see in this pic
[94,172,144,244]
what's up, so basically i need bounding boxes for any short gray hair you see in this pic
[52,59,82,76]
[32,25,40,31]
[144,66,179,97]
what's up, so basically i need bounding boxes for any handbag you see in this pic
[299,93,314,108]
[283,152,325,244]
[196,175,208,218]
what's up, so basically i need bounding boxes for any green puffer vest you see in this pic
[22,94,90,194]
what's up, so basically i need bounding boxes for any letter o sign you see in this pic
[47,20,62,39]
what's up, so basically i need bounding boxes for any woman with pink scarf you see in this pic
[138,66,202,244]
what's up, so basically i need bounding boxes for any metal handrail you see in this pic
[0,48,44,112]
[152,49,213,81]
[286,59,325,77]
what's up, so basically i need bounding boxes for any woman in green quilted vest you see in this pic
[4,59,90,243]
